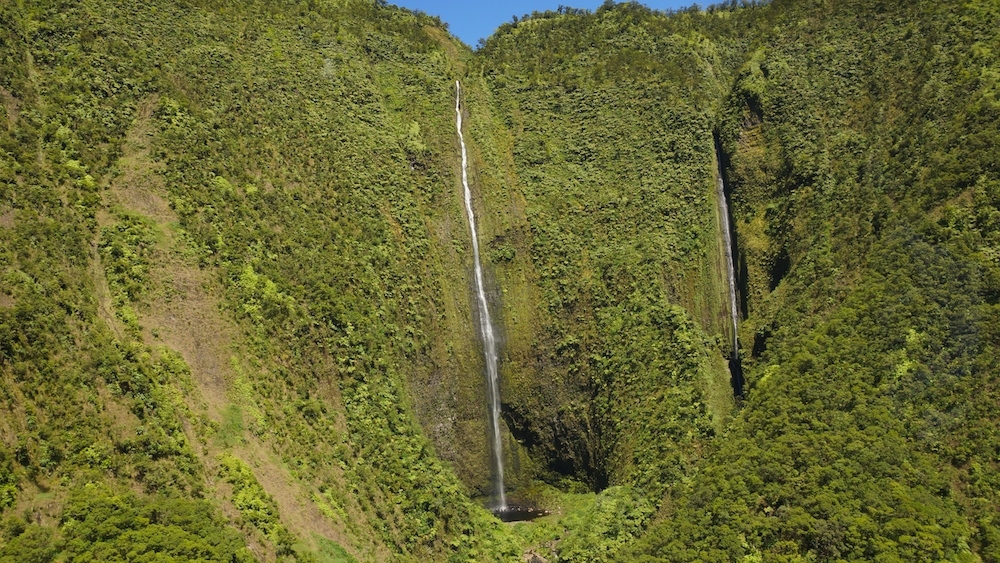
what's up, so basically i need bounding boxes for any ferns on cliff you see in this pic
[2,0,999,561]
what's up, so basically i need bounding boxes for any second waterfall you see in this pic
[715,138,744,398]
[455,81,507,510]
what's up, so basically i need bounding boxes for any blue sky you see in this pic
[392,0,700,47]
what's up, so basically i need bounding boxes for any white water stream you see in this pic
[715,154,739,360]
[455,81,506,510]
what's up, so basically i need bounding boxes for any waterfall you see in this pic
[455,81,506,510]
[715,141,743,397]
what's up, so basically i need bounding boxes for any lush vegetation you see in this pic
[1,0,999,561]
[476,2,735,495]
[628,0,1000,560]
[1,0,514,560]
[1,484,255,562]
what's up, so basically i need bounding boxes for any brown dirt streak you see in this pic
[107,94,231,416]
[233,442,361,556]
[140,248,232,416]
[0,371,27,447]
[111,95,368,560]
[111,95,172,222]
[107,95,277,555]
[91,199,123,337]
[424,25,461,59]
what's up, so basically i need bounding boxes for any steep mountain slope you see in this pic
[1,0,999,562]
[630,0,1000,560]
[0,0,515,561]
[473,2,740,494]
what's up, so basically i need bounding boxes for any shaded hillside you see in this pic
[629,0,1000,560]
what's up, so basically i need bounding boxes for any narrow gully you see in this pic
[714,135,744,399]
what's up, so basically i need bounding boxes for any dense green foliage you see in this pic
[475,0,741,495]
[626,0,1000,560]
[1,484,254,562]
[1,0,514,560]
[2,0,999,561]
[219,454,297,555]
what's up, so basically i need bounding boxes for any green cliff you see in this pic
[0,0,998,561]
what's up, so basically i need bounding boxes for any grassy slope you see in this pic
[0,0,518,561]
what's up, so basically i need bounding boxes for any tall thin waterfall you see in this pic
[455,81,506,510]
[715,147,741,371]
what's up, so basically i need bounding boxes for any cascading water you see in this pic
[715,141,744,398]
[455,81,507,510]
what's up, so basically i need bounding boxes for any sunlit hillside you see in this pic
[1,0,998,561]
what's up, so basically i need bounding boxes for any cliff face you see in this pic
[633,0,1000,560]
[2,0,1000,562]
[470,4,739,495]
